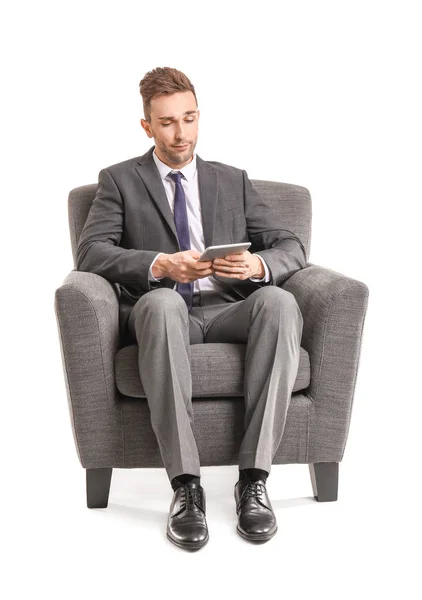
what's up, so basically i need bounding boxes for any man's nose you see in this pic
[175,122,186,138]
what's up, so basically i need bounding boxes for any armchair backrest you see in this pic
[68,180,312,267]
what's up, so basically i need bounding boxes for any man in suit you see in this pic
[76,66,306,551]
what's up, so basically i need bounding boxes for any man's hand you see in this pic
[212,251,264,280]
[153,250,214,283]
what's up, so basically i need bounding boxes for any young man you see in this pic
[77,66,306,551]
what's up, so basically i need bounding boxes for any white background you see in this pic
[2,0,421,598]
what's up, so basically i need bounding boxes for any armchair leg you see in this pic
[86,468,113,508]
[308,462,339,502]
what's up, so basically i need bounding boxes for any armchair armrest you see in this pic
[281,263,369,461]
[54,270,123,468]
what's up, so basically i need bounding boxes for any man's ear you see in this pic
[140,118,152,138]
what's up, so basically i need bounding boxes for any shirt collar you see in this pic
[153,147,197,182]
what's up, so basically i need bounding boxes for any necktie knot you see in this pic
[168,171,184,184]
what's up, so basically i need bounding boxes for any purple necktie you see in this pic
[168,171,194,311]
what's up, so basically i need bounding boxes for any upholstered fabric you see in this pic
[115,342,311,399]
[120,393,311,469]
[282,263,369,462]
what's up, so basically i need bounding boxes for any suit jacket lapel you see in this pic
[135,146,219,250]
[135,147,179,244]
[197,154,218,250]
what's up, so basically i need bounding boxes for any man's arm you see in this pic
[243,170,306,286]
[76,168,160,292]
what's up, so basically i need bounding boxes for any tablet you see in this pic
[198,242,251,261]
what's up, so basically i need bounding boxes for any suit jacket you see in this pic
[76,145,307,342]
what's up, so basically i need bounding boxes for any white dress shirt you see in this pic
[148,149,271,293]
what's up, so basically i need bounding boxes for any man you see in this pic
[76,66,306,551]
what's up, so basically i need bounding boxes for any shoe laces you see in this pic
[237,480,267,510]
[242,480,266,501]
[180,486,204,512]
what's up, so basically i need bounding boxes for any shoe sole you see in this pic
[166,531,209,551]
[236,525,278,543]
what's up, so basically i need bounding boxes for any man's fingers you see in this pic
[214,258,246,266]
[196,268,214,280]
[214,260,248,270]
[194,261,212,269]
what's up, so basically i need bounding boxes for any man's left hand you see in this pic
[212,251,264,280]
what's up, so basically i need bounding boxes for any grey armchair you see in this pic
[54,179,369,509]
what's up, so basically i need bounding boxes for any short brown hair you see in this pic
[139,66,198,122]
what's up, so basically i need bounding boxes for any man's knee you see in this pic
[138,288,185,310]
[252,286,302,318]
[130,288,188,327]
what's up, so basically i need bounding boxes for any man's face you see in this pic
[141,91,200,169]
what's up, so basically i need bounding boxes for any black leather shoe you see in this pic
[234,478,278,542]
[166,482,209,551]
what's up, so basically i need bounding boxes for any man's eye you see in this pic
[162,119,195,127]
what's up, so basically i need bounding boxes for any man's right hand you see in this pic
[151,250,214,283]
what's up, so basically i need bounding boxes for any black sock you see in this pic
[171,473,201,491]
[239,468,269,483]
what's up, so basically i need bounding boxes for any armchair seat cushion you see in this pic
[115,342,310,399]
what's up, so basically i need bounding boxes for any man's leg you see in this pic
[127,288,203,485]
[204,286,303,542]
[203,286,304,475]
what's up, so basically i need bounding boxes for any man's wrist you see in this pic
[250,254,271,282]
[253,255,265,278]
[151,253,169,279]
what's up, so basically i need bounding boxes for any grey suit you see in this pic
[76,145,307,483]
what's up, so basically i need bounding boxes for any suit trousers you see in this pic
[127,285,304,484]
